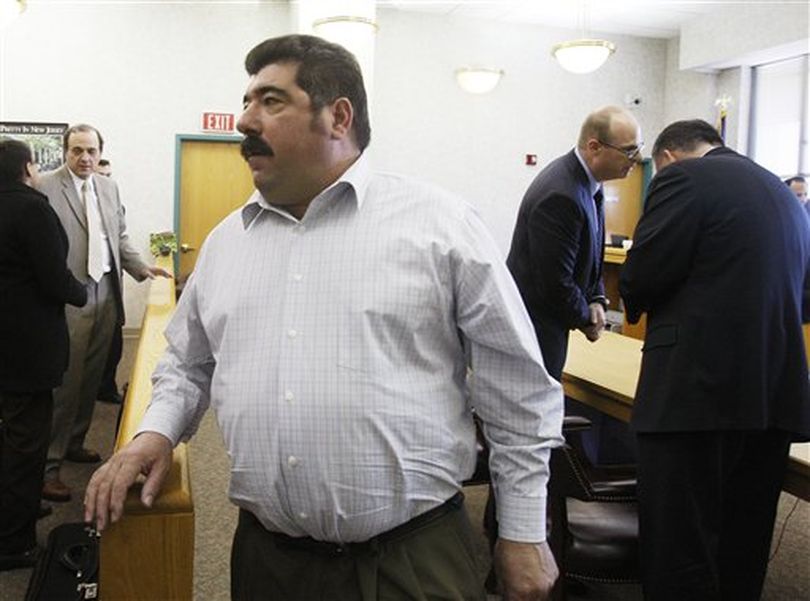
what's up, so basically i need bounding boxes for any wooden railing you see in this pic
[99,254,194,600]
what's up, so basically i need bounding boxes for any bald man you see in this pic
[481,108,643,582]
[508,106,642,378]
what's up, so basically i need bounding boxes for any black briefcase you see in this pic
[25,522,99,601]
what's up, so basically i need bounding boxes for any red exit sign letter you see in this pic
[202,112,235,133]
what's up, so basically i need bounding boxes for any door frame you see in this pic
[173,133,243,274]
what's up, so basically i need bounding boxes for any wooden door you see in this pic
[177,138,255,282]
[601,160,652,340]
[602,162,645,240]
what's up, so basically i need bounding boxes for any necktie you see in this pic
[594,188,605,250]
[83,181,104,282]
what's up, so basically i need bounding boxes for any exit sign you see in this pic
[202,112,235,133]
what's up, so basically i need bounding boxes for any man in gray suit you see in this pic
[38,124,169,502]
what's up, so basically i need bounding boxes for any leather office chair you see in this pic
[478,416,639,598]
[547,416,640,600]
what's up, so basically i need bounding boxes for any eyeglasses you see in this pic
[599,140,644,160]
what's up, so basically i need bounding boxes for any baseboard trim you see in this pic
[123,326,141,340]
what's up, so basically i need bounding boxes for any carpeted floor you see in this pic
[1,336,808,600]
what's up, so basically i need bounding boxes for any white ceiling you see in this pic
[383,0,777,39]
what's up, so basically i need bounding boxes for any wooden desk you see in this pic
[562,330,810,501]
[604,246,628,265]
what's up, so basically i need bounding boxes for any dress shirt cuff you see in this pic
[495,492,547,543]
[135,404,186,447]
[589,295,608,309]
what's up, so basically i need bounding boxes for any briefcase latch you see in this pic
[77,582,98,599]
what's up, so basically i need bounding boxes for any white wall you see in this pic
[662,37,716,128]
[667,2,809,153]
[372,9,666,253]
[0,2,292,325]
[1,4,668,327]
[679,2,809,71]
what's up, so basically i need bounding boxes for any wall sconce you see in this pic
[551,39,615,74]
[455,67,504,95]
[0,0,26,31]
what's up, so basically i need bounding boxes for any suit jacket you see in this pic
[507,150,605,375]
[0,181,87,392]
[37,165,149,324]
[620,147,810,439]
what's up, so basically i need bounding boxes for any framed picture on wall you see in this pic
[0,121,68,172]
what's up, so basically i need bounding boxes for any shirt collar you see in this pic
[573,147,601,199]
[67,167,93,194]
[241,152,372,230]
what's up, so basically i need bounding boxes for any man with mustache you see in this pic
[37,124,170,503]
[85,35,564,601]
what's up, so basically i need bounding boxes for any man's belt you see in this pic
[259,492,464,558]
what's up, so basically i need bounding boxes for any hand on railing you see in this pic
[84,432,173,531]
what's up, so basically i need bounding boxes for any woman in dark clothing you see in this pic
[0,139,87,570]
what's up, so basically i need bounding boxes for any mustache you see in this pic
[240,135,273,160]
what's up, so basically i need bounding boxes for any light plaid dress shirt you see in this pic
[139,153,563,543]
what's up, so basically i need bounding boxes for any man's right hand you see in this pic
[579,302,606,342]
[83,432,173,531]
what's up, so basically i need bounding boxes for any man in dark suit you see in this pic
[482,107,642,574]
[507,105,642,467]
[784,175,810,221]
[507,105,642,380]
[38,124,170,502]
[620,119,810,601]
[0,139,86,570]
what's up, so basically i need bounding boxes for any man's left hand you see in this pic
[494,539,559,600]
[141,265,172,279]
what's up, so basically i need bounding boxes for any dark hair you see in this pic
[652,119,723,158]
[785,176,806,186]
[98,159,110,167]
[0,138,33,184]
[63,124,104,154]
[244,34,371,151]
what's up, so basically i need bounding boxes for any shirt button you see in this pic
[287,329,298,338]
[284,390,295,402]
[292,273,303,282]
[298,512,308,520]
[287,455,300,468]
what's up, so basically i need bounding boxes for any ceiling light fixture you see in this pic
[551,1,615,74]
[455,67,504,95]
[552,39,615,74]
[0,0,26,31]
[312,15,378,37]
